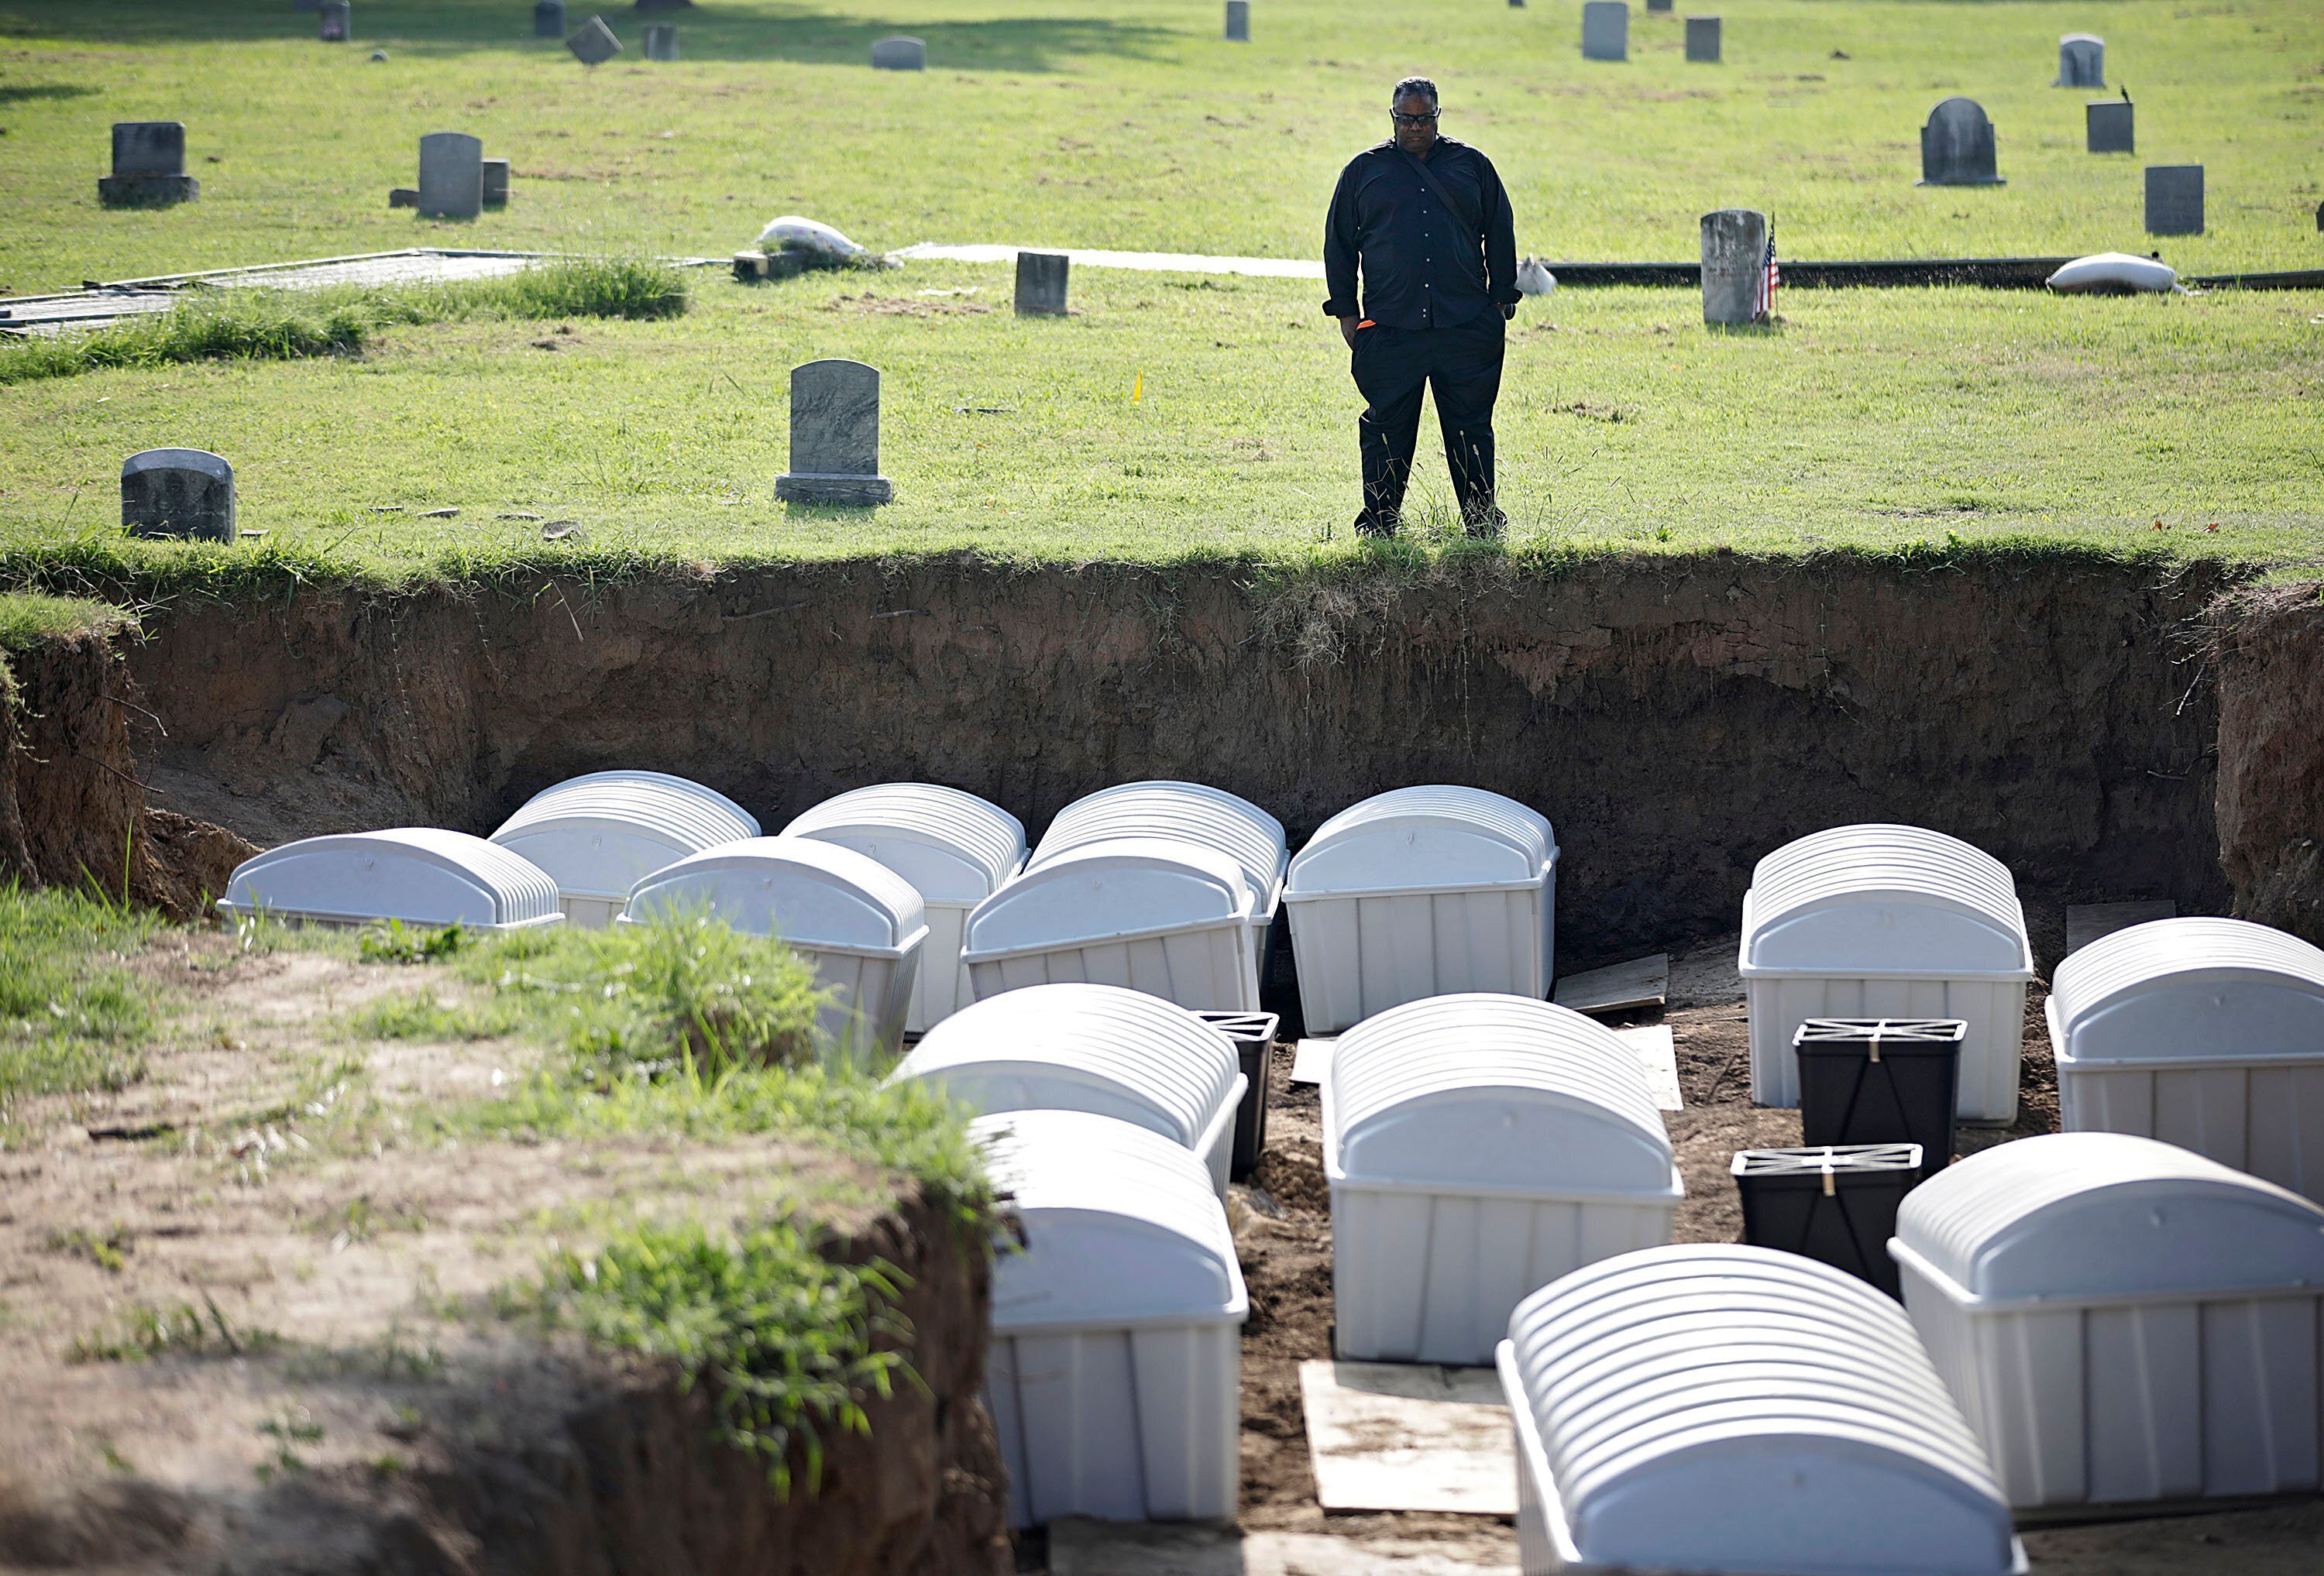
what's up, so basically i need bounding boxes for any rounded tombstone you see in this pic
[122,449,235,542]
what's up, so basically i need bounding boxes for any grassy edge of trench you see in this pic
[343,912,994,1499]
[0,256,690,386]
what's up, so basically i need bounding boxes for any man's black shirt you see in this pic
[1322,136,1519,331]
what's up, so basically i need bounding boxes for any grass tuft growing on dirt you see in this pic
[0,258,691,386]
[0,886,163,1139]
[0,592,136,651]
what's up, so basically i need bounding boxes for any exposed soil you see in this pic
[2213,583,2324,947]
[0,934,1008,1576]
[0,630,253,920]
[105,555,2236,966]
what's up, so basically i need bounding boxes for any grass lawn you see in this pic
[2,260,2319,579]
[0,0,2319,577]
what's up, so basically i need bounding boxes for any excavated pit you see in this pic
[105,554,2272,956]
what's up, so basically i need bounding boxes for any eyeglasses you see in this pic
[1390,109,1441,125]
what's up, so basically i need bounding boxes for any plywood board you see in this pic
[1291,1036,1336,1087]
[1552,953,1669,1015]
[1614,1023,1684,1111]
[1048,1520,1519,1576]
[1299,1360,1515,1516]
[2066,901,2177,956]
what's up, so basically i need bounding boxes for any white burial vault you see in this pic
[218,829,563,933]
[489,768,759,928]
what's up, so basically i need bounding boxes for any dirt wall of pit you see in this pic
[2214,583,2324,947]
[116,555,2236,960]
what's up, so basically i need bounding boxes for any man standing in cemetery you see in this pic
[1323,76,1521,539]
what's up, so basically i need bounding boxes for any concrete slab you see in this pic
[1048,1520,1520,1575]
[2066,900,2176,956]
[1299,1360,1515,1516]
[1552,953,1669,1014]
[1614,1023,1683,1110]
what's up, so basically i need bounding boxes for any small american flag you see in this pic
[1755,226,1781,324]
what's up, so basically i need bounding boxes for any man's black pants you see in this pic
[1349,312,1506,534]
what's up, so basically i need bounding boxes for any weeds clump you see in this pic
[0,885,160,1134]
[0,258,692,385]
[66,1295,279,1364]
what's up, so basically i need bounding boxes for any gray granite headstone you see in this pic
[775,361,893,506]
[2145,164,2203,235]
[568,15,621,65]
[98,121,200,206]
[1700,208,1769,326]
[1919,97,2003,185]
[417,132,484,219]
[1581,2,1628,60]
[318,0,349,40]
[1645,0,1672,11]
[534,0,566,37]
[122,450,235,542]
[870,35,925,70]
[1225,0,1249,41]
[1015,251,1070,317]
[482,157,511,208]
[2055,33,2103,89]
[2086,100,2133,154]
[1685,15,1720,63]
[643,23,677,60]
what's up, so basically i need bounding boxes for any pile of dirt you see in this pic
[0,935,1008,1576]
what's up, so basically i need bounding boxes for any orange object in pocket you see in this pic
[1356,319,1377,329]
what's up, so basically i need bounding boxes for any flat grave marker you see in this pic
[1920,96,2004,185]
[775,360,895,505]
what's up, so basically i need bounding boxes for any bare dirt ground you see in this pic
[1074,918,2324,1575]
[0,931,1002,1575]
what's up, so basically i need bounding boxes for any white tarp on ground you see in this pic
[889,242,1326,280]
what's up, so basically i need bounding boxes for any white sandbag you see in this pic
[755,215,868,258]
[2045,252,2180,294]
[1516,257,1559,297]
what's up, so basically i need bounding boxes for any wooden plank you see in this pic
[1552,953,1669,1015]
[1614,1024,1684,1111]
[1291,1036,1336,1087]
[1299,1360,1515,1516]
[1048,1520,1519,1575]
[2065,901,2177,956]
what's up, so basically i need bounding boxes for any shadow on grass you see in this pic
[1,0,1183,71]
[0,81,98,102]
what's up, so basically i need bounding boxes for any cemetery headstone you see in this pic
[1015,252,1070,317]
[1646,0,1672,12]
[1226,0,1250,41]
[1919,97,2003,186]
[388,187,419,208]
[643,23,678,60]
[417,132,485,220]
[534,0,566,38]
[568,15,621,65]
[2054,33,2103,89]
[122,450,235,542]
[319,0,349,40]
[98,122,198,207]
[2316,199,2323,233]
[870,35,925,70]
[1685,15,1721,63]
[1581,2,1628,60]
[2086,100,2133,154]
[775,361,894,505]
[1700,208,1769,326]
[482,158,511,208]
[1509,0,1523,9]
[2145,164,2203,235]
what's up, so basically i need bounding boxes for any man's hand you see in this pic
[1501,302,1517,321]
[1339,315,1361,348]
